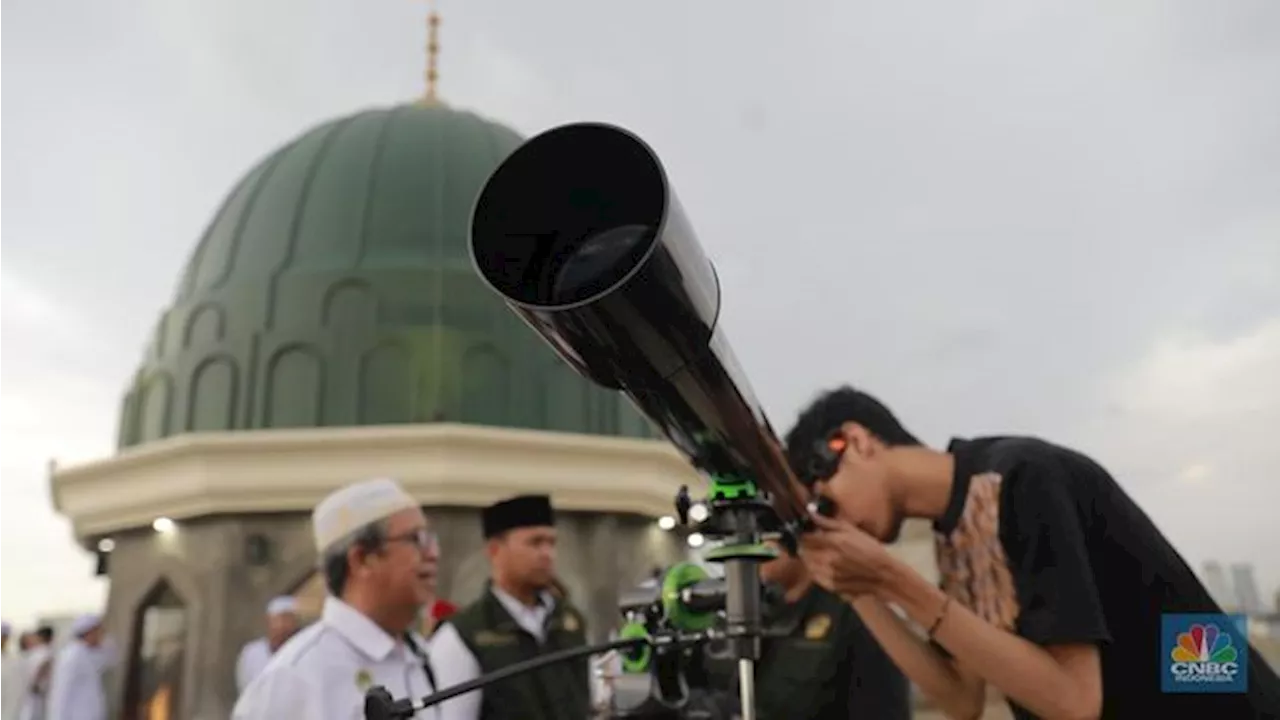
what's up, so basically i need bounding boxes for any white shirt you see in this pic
[232,598,438,720]
[428,588,597,720]
[2,652,23,720]
[46,641,108,720]
[17,644,53,720]
[235,638,272,694]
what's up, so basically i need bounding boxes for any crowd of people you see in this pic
[224,479,909,720]
[1,615,116,720]
[6,386,1280,719]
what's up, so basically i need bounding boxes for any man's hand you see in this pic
[798,512,899,599]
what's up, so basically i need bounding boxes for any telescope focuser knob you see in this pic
[679,578,728,614]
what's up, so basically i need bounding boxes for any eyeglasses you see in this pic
[384,528,439,553]
[800,431,848,487]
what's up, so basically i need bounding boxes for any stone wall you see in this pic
[100,512,318,720]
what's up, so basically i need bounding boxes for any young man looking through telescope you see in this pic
[785,386,1280,719]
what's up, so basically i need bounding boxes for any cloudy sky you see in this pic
[3,0,1278,626]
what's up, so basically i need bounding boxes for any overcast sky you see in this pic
[3,0,1279,627]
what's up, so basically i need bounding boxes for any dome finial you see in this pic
[421,0,442,105]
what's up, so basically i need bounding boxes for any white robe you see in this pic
[235,639,272,694]
[45,642,108,720]
[232,598,437,720]
[17,645,53,720]
[1,652,23,720]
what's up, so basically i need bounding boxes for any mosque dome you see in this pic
[117,104,657,448]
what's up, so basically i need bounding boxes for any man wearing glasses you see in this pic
[430,494,591,720]
[233,477,442,720]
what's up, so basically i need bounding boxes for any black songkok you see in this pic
[482,494,555,539]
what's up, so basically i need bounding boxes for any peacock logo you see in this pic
[1162,614,1248,693]
[1167,622,1242,687]
[1171,623,1238,664]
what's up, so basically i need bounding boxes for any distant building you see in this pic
[1202,561,1234,609]
[1231,563,1265,615]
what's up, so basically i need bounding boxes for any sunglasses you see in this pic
[800,431,848,487]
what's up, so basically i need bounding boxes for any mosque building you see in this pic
[47,10,944,719]
[46,12,696,719]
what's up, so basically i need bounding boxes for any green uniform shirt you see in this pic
[726,584,911,720]
[447,587,591,720]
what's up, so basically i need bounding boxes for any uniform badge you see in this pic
[475,629,517,646]
[355,669,373,691]
[562,613,580,633]
[804,614,832,640]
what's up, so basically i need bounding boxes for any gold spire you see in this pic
[422,0,442,105]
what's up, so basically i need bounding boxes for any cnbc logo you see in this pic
[1161,614,1248,693]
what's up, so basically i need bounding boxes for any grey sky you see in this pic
[3,0,1278,626]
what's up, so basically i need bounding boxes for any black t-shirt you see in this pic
[940,437,1280,719]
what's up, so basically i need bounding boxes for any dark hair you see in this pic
[36,626,54,643]
[784,386,921,475]
[322,522,387,597]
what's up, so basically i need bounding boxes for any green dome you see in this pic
[118,104,657,448]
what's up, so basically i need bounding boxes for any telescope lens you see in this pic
[470,123,667,309]
[550,224,655,306]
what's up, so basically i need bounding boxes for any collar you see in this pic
[490,584,555,614]
[322,597,403,662]
[934,438,977,536]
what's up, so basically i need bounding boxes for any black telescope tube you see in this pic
[469,123,806,522]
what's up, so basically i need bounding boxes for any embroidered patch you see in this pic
[804,614,832,640]
[475,629,518,646]
[561,612,580,633]
[355,669,373,690]
[934,472,1020,631]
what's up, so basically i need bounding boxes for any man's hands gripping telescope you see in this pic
[798,512,898,601]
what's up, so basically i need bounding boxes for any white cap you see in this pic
[70,614,102,637]
[266,596,298,616]
[312,478,418,553]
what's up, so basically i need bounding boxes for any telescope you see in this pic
[468,122,808,526]
[365,122,821,720]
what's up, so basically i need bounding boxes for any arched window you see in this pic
[459,344,510,425]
